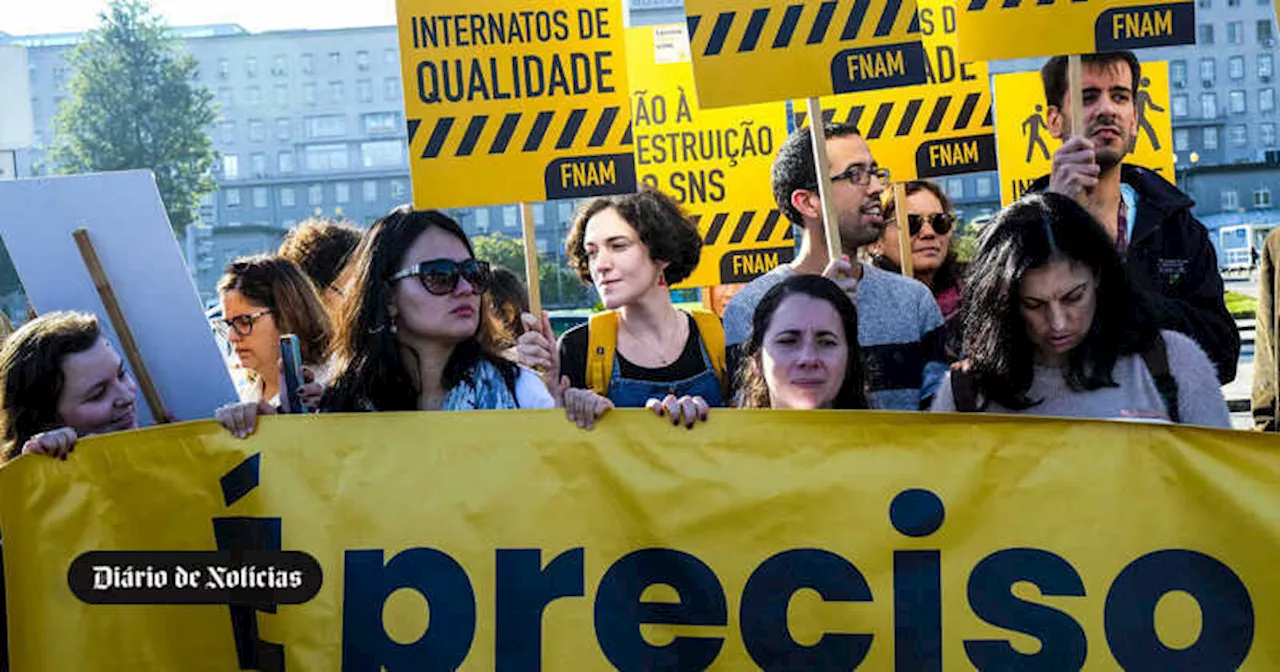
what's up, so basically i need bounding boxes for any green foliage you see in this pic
[952,231,980,264]
[1224,291,1257,320]
[471,233,590,309]
[48,0,216,236]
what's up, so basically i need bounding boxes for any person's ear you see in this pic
[791,189,821,220]
[1046,105,1065,140]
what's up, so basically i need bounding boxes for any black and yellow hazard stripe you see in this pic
[964,0,1089,11]
[794,92,992,140]
[694,209,795,248]
[406,107,632,160]
[687,0,920,57]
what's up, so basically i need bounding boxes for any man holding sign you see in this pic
[1030,52,1239,383]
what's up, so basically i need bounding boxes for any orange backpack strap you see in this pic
[585,311,619,396]
[687,308,727,389]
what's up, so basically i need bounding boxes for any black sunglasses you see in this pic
[390,258,492,296]
[906,213,955,236]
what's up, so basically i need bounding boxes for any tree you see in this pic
[49,0,216,237]
[472,232,591,309]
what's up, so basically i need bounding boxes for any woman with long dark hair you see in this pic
[930,193,1229,427]
[736,275,869,410]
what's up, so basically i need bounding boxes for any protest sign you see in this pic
[994,63,1175,204]
[1,411,1274,669]
[952,0,1196,63]
[682,0,929,109]
[627,25,793,289]
[0,171,238,424]
[395,0,636,209]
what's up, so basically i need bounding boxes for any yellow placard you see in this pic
[682,0,929,109]
[395,0,636,209]
[627,25,794,289]
[994,63,1175,205]
[953,0,1196,63]
[796,1,994,181]
[2,412,1279,669]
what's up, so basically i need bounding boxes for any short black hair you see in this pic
[1041,52,1142,109]
[565,187,702,285]
[772,122,862,226]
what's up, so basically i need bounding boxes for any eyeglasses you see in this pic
[216,309,272,338]
[831,164,890,186]
[390,258,492,296]
[906,213,955,236]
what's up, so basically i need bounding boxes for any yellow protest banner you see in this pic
[395,0,636,209]
[952,0,1196,63]
[682,0,929,109]
[626,25,793,289]
[795,2,994,181]
[2,411,1278,669]
[994,63,1175,205]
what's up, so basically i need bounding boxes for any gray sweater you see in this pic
[930,330,1231,428]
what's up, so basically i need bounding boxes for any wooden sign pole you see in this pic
[805,97,844,262]
[893,183,914,278]
[1068,55,1085,139]
[519,202,543,317]
[73,228,168,423]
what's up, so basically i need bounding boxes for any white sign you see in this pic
[0,46,34,151]
[0,170,239,425]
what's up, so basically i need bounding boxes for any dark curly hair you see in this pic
[961,192,1158,410]
[0,311,101,460]
[772,122,861,226]
[277,217,363,292]
[564,187,702,286]
[877,179,965,296]
[735,275,869,409]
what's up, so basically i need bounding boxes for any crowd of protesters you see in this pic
[1,48,1253,466]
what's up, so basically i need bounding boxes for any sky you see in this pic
[5,0,398,36]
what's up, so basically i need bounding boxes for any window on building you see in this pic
[363,180,378,202]
[1264,122,1278,146]
[384,48,397,64]
[1171,60,1187,84]
[1202,92,1218,118]
[308,184,323,206]
[976,177,992,198]
[248,119,265,142]
[557,202,573,222]
[335,183,350,204]
[1230,89,1247,113]
[306,115,347,138]
[1230,55,1245,80]
[946,178,964,199]
[329,52,342,67]
[218,87,233,107]
[363,111,399,135]
[278,151,296,173]
[218,58,229,78]
[245,56,258,78]
[225,189,241,207]
[1197,0,1211,7]
[1262,54,1276,80]
[1173,94,1189,118]
[1174,129,1191,151]
[1228,21,1244,44]
[303,82,317,105]
[1262,88,1276,112]
[250,152,266,176]
[475,209,491,233]
[1200,58,1217,83]
[356,79,373,103]
[272,55,287,76]
[536,238,549,254]
[390,180,407,200]
[223,155,239,179]
[329,81,344,104]
[1199,23,1215,44]
[252,187,267,208]
[273,84,288,106]
[533,205,545,226]
[1230,124,1248,146]
[385,77,400,101]
[1260,19,1275,43]
[501,206,518,228]
[1204,126,1220,149]
[276,118,291,140]
[281,187,296,207]
[360,140,405,168]
[305,144,349,171]
[301,53,314,75]
[1256,187,1273,207]
[356,51,370,71]
[1222,190,1240,209]
[245,86,262,105]
[219,121,235,143]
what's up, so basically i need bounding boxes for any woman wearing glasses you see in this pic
[872,180,967,361]
[516,188,723,429]
[217,256,332,405]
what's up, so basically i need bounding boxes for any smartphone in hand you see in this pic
[279,334,305,414]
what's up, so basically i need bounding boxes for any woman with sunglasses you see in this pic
[217,208,554,436]
[217,256,333,405]
[517,188,721,429]
[872,180,967,360]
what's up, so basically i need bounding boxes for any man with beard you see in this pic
[722,122,948,410]
[1032,52,1239,383]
